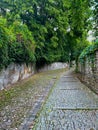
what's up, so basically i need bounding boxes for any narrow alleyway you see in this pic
[33,69,98,130]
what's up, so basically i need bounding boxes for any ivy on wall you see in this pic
[79,39,98,64]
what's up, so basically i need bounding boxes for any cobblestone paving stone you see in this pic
[0,69,64,130]
[33,70,98,130]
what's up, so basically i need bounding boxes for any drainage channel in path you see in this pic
[33,70,98,130]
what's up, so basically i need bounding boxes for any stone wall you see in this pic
[0,62,68,90]
[38,62,68,72]
[78,50,98,94]
[0,63,35,90]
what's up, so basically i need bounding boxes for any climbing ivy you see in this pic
[78,40,98,74]
[79,39,98,61]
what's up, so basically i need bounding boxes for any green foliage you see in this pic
[9,21,35,63]
[0,0,93,68]
[93,0,98,38]
[0,17,35,69]
[79,40,98,63]
[0,17,9,68]
[10,22,35,63]
[67,0,92,63]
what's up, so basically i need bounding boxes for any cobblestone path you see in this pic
[0,69,65,130]
[33,70,98,130]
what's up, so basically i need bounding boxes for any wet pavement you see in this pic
[33,69,98,130]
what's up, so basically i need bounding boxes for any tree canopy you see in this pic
[0,0,95,68]
[93,0,98,38]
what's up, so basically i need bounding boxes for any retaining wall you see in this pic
[0,62,68,90]
[0,63,35,90]
[38,62,68,72]
[78,50,98,94]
